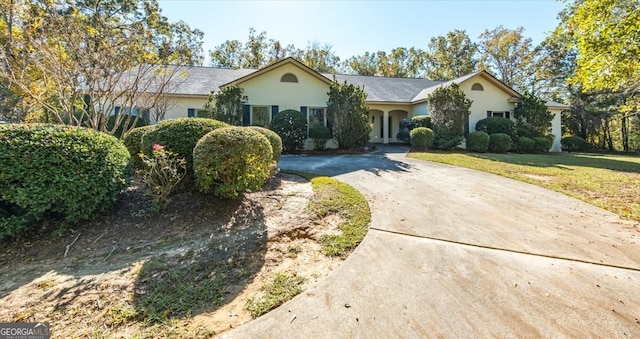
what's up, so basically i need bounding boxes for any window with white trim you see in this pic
[487,110,511,119]
[251,106,270,127]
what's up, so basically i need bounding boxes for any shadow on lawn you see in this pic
[470,152,640,173]
[132,198,267,323]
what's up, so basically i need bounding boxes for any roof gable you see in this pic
[222,57,332,88]
[411,70,521,103]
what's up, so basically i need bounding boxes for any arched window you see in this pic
[471,83,484,91]
[280,73,298,83]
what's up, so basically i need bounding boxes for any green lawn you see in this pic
[408,151,640,222]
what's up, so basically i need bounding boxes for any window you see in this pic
[281,73,298,83]
[309,108,326,128]
[487,111,511,119]
[188,108,196,118]
[251,106,270,127]
[471,83,484,91]
[308,108,329,137]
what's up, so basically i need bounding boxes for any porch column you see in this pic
[383,110,389,144]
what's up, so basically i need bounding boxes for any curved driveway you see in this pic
[224,146,640,338]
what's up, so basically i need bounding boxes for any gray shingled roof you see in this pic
[164,64,444,102]
[169,66,256,96]
[327,74,443,102]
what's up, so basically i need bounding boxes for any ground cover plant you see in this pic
[408,151,640,221]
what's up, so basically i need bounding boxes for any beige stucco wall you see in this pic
[163,96,208,121]
[411,103,428,117]
[239,63,330,111]
[458,77,517,132]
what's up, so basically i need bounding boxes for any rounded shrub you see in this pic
[516,136,535,153]
[476,117,517,140]
[193,127,273,198]
[248,126,283,161]
[466,131,490,152]
[0,124,131,238]
[308,125,332,150]
[412,115,432,129]
[561,135,589,152]
[123,125,157,169]
[410,127,434,150]
[141,118,228,184]
[488,133,512,153]
[269,109,307,152]
[532,137,552,152]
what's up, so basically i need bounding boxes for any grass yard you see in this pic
[408,151,640,222]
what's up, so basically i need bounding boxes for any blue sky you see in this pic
[157,0,566,64]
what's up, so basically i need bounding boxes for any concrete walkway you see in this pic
[223,146,640,338]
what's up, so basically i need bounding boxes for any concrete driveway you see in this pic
[224,145,640,338]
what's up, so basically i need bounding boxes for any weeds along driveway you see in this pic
[224,145,640,338]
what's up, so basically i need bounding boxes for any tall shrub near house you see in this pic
[201,85,248,125]
[326,80,372,150]
[426,83,472,149]
[514,91,554,137]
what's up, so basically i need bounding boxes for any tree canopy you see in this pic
[0,0,203,135]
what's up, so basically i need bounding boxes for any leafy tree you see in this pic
[426,84,472,149]
[564,0,639,94]
[478,26,535,93]
[343,52,378,76]
[532,14,578,101]
[295,41,340,73]
[426,29,477,80]
[326,80,371,149]
[209,40,244,69]
[201,85,248,125]
[0,0,203,136]
[514,92,555,137]
[343,48,426,77]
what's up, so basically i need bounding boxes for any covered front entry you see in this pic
[368,109,409,144]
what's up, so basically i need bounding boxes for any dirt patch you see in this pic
[0,173,345,337]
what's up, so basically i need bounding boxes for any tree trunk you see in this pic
[621,113,629,152]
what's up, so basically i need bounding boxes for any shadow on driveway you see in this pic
[278,145,413,177]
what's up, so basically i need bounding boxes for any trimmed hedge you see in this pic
[0,124,131,238]
[466,131,490,152]
[248,126,283,161]
[410,127,434,150]
[270,110,307,152]
[532,137,552,152]
[476,117,517,140]
[141,118,228,185]
[517,137,535,153]
[561,135,589,152]
[488,133,512,153]
[193,127,272,198]
[308,125,332,150]
[412,115,432,129]
[123,125,157,169]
